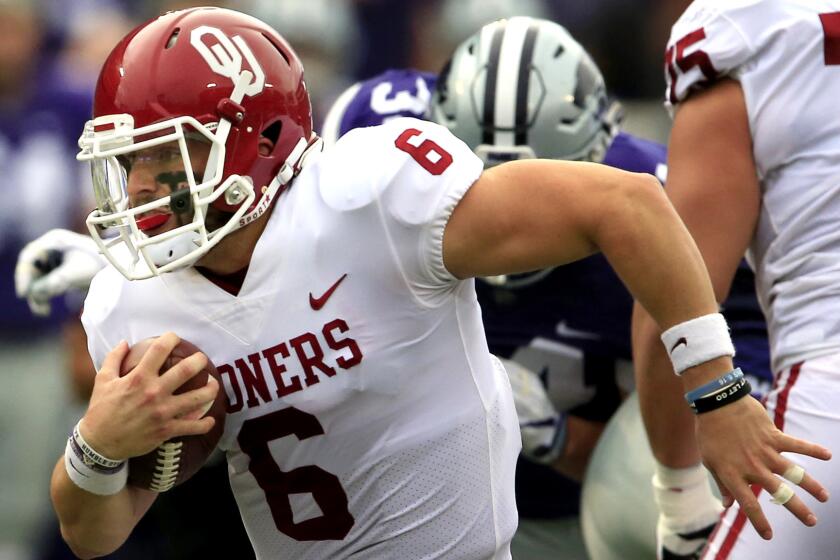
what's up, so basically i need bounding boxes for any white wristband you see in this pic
[660,313,735,375]
[64,436,128,496]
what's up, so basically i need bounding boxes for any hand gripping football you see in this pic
[120,337,226,492]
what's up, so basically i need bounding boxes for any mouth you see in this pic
[135,212,173,234]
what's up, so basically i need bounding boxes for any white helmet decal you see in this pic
[190,26,265,97]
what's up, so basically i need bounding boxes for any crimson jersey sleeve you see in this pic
[316,117,484,304]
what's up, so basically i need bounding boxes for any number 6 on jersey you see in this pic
[395,128,453,175]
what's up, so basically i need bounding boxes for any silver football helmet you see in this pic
[430,16,622,287]
[430,16,621,167]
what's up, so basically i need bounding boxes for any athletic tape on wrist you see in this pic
[652,470,722,524]
[65,437,128,495]
[684,368,744,404]
[661,313,735,375]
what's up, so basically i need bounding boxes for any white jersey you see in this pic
[82,118,520,559]
[666,0,840,372]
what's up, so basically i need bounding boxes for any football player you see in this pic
[22,7,826,559]
[320,16,773,559]
[634,1,840,558]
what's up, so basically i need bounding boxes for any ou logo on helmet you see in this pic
[190,26,265,97]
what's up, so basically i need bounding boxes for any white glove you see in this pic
[15,229,107,316]
[501,357,567,464]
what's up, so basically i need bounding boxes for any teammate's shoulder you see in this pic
[674,0,763,27]
[666,0,815,108]
[673,0,807,40]
[666,0,761,107]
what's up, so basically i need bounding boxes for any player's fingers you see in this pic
[170,376,218,418]
[771,460,829,503]
[798,471,830,503]
[99,340,130,380]
[159,351,208,393]
[14,244,44,297]
[27,297,51,317]
[777,432,831,461]
[711,471,735,508]
[764,476,818,528]
[133,332,181,378]
[29,268,70,300]
[778,491,817,527]
[727,477,772,540]
[168,415,216,438]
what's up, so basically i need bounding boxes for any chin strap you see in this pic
[277,134,323,185]
[230,134,324,230]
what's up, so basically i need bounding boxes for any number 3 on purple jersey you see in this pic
[370,77,431,117]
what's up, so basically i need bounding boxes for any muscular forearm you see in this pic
[50,457,154,559]
[592,175,719,331]
[632,302,700,467]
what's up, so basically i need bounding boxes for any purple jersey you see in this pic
[603,132,668,180]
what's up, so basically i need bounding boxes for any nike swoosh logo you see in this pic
[555,321,600,340]
[670,337,688,353]
[309,273,348,310]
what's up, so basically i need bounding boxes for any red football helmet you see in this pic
[78,7,318,279]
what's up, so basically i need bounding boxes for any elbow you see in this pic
[60,524,123,559]
[595,171,671,243]
[622,172,669,212]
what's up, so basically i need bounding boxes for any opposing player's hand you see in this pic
[79,333,219,460]
[696,395,831,539]
[14,229,107,316]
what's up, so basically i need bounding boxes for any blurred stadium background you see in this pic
[0,0,686,558]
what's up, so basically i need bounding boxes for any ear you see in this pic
[257,137,274,156]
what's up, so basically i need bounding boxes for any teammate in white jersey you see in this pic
[634,1,840,558]
[44,7,826,560]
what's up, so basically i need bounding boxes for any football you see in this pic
[120,337,227,492]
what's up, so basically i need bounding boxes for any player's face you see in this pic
[123,138,212,236]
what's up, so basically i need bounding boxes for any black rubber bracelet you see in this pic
[690,377,752,414]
